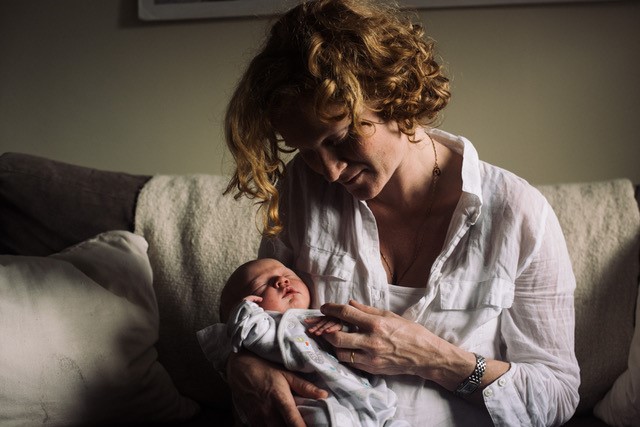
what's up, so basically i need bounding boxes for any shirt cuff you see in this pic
[482,363,529,426]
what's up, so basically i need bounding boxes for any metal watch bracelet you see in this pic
[454,353,486,397]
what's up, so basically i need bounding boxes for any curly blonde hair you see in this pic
[224,0,451,237]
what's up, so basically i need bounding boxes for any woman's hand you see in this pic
[319,300,463,384]
[226,351,329,427]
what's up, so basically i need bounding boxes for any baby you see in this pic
[197,258,408,427]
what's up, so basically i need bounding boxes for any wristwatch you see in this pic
[454,353,486,397]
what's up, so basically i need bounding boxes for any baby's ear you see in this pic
[244,295,263,303]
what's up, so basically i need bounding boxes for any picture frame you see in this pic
[138,0,621,21]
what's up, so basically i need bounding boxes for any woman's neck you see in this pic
[372,130,442,214]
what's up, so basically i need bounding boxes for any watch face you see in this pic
[454,353,486,396]
[463,381,479,392]
[455,379,478,396]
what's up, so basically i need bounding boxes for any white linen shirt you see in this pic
[259,129,580,426]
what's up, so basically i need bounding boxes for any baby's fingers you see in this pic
[307,319,343,335]
[304,316,326,334]
[304,316,338,335]
[322,322,343,334]
[304,316,324,325]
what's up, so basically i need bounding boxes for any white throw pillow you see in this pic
[594,284,640,427]
[0,231,198,426]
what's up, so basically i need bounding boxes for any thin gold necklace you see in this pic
[380,135,441,286]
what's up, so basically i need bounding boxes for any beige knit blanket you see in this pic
[135,174,260,406]
[136,175,639,413]
[537,179,639,411]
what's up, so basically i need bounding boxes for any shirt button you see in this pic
[498,378,507,387]
[483,388,494,398]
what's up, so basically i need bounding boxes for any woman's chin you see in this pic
[346,183,382,201]
[342,174,381,200]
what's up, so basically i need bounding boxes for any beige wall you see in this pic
[1,0,638,185]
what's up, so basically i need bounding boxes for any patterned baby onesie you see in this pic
[197,300,409,427]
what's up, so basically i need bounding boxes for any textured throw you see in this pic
[135,174,260,406]
[537,179,639,413]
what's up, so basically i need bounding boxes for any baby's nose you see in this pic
[273,276,289,288]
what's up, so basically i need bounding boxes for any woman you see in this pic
[223,0,580,425]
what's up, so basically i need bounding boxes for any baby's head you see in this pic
[219,258,311,322]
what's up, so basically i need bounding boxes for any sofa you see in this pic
[0,151,638,426]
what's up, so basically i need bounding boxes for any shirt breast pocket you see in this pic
[433,278,515,346]
[295,246,356,307]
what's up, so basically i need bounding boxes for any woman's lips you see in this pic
[341,170,363,186]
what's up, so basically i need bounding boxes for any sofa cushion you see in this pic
[0,152,150,256]
[0,230,199,424]
[593,278,640,425]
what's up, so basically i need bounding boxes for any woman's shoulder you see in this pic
[477,161,551,234]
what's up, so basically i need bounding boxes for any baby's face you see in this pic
[241,259,311,312]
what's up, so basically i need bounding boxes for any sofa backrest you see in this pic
[2,152,639,414]
[538,180,640,413]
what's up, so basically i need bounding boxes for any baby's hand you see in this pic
[305,316,344,335]
[244,295,263,304]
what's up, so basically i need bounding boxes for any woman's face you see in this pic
[274,101,409,201]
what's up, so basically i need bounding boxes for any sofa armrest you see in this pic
[0,152,151,256]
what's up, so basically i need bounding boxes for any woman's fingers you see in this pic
[226,352,314,427]
[272,373,309,427]
[319,301,436,375]
[348,299,386,315]
[318,302,375,351]
[272,366,329,426]
[320,300,384,326]
[284,370,329,399]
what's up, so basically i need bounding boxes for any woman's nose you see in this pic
[317,148,347,183]
[300,147,347,183]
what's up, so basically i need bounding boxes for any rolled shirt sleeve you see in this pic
[485,205,580,426]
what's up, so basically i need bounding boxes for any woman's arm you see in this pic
[485,207,580,425]
[319,301,509,396]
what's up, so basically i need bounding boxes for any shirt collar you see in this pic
[427,128,483,224]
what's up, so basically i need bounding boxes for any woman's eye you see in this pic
[328,132,352,147]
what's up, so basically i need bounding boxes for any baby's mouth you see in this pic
[283,286,298,298]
